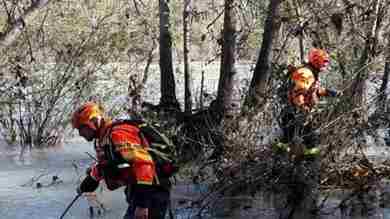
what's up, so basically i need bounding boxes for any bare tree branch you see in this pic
[0,0,51,48]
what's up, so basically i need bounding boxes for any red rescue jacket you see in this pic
[90,121,156,191]
[288,65,332,111]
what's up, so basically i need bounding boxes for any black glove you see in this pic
[77,175,99,194]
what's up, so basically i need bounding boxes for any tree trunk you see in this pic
[293,0,305,63]
[213,0,238,118]
[0,0,51,48]
[159,0,180,110]
[378,42,390,111]
[350,0,382,107]
[245,0,282,108]
[183,0,192,114]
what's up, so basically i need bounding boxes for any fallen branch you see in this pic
[21,171,50,187]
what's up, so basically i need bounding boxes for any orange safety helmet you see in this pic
[308,48,330,71]
[72,102,103,130]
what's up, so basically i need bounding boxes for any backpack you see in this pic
[107,119,179,179]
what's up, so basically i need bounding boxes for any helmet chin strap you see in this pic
[91,116,100,128]
[93,116,105,131]
[83,116,102,132]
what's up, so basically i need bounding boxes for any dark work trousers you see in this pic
[280,106,319,149]
[123,186,170,219]
[278,106,321,218]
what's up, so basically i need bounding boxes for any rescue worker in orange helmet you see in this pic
[288,48,339,112]
[280,48,341,156]
[72,102,170,219]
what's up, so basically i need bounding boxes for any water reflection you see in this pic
[0,141,389,219]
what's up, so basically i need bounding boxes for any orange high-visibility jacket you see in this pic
[90,122,156,191]
[288,66,330,111]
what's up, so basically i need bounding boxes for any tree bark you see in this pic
[159,0,180,110]
[0,0,51,48]
[378,40,390,111]
[293,0,305,63]
[183,0,192,114]
[245,0,282,108]
[350,0,382,107]
[214,0,238,118]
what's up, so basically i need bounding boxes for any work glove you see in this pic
[77,175,99,194]
[327,89,342,97]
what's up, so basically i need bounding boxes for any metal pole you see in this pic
[59,193,82,219]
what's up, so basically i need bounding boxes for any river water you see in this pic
[1,137,390,219]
